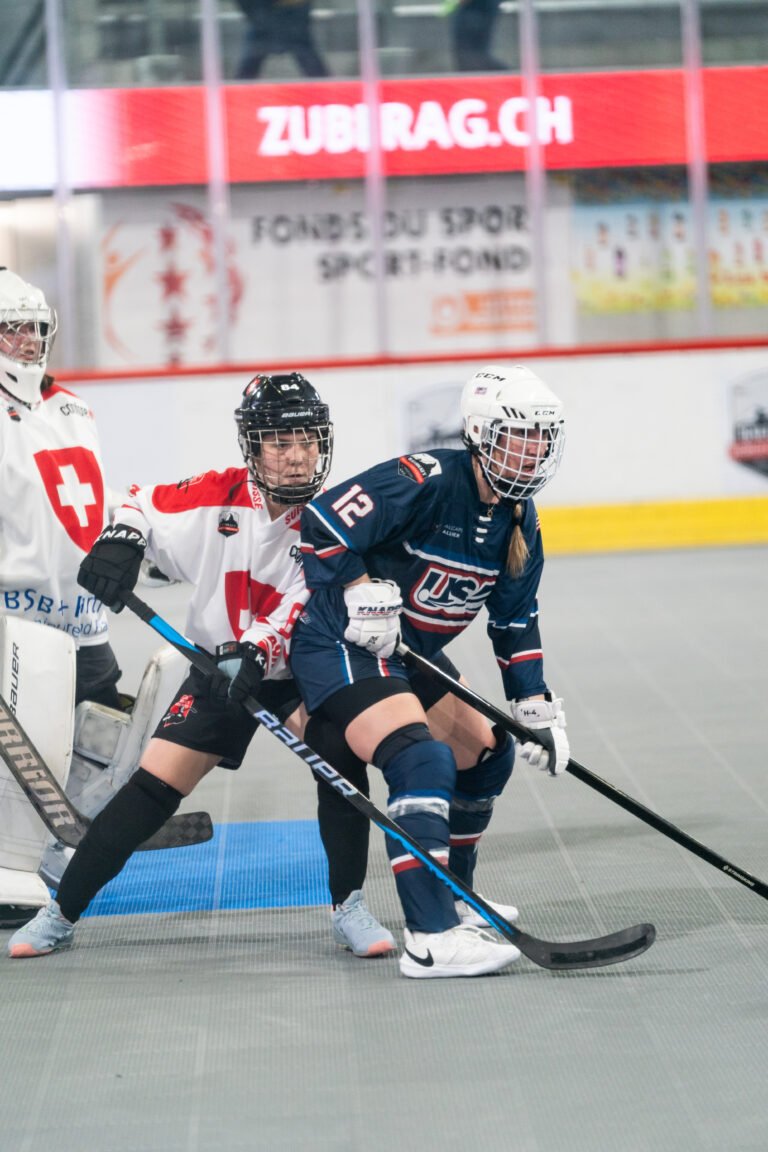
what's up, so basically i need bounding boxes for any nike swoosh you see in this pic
[404,947,435,968]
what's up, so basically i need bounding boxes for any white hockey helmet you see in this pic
[0,267,58,407]
[461,364,565,501]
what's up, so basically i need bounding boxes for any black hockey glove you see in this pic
[215,641,268,706]
[77,523,147,613]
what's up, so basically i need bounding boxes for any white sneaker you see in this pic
[399,924,521,979]
[455,896,519,928]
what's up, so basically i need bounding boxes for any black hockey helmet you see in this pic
[235,372,333,505]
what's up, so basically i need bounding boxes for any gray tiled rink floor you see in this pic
[1,548,767,1152]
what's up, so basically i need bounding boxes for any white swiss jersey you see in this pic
[119,467,307,679]
[0,381,109,646]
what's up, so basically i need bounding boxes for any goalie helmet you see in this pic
[461,364,565,502]
[235,372,333,506]
[0,268,58,408]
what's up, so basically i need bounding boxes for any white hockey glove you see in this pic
[510,695,570,776]
[343,579,402,659]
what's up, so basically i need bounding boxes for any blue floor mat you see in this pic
[83,820,328,918]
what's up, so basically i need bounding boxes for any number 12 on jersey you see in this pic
[331,484,374,528]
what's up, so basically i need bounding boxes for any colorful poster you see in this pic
[572,194,768,315]
[571,202,695,314]
[98,176,536,366]
[709,198,768,308]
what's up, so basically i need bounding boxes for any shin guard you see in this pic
[56,767,183,923]
[449,727,514,886]
[305,715,370,906]
[379,736,458,932]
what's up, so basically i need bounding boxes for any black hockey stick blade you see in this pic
[124,592,656,971]
[0,692,212,852]
[398,643,768,904]
[138,809,214,851]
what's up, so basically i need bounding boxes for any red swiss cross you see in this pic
[34,447,105,552]
[224,571,281,640]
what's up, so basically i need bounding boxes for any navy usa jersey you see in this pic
[299,448,549,701]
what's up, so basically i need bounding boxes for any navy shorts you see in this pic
[289,630,460,720]
[152,666,301,769]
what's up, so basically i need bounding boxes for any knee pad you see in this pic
[453,726,514,809]
[372,722,431,769]
[379,737,457,823]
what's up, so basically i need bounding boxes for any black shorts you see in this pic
[152,667,302,769]
[316,649,462,731]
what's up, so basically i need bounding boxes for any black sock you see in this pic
[56,768,183,923]
[306,715,370,907]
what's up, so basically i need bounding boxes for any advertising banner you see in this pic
[3,67,768,191]
[98,177,536,365]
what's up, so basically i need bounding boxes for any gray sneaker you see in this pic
[7,901,75,958]
[331,890,396,957]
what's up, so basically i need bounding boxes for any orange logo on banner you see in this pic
[431,290,535,335]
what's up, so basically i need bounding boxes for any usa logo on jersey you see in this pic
[409,564,496,629]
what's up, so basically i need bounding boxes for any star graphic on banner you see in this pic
[162,311,191,341]
[158,225,177,251]
[228,265,245,316]
[157,265,188,299]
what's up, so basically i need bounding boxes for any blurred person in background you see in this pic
[448,0,507,72]
[234,0,329,79]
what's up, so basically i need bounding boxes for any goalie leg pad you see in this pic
[65,645,188,819]
[39,644,188,886]
[0,867,52,925]
[0,618,75,881]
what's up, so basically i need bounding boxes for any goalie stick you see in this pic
[397,643,768,904]
[0,694,213,852]
[124,591,656,972]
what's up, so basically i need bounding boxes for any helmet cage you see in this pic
[238,422,334,506]
[235,373,333,506]
[460,364,565,503]
[0,290,58,408]
[465,417,565,502]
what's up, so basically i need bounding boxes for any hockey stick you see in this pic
[124,590,655,971]
[0,694,213,852]
[398,643,768,903]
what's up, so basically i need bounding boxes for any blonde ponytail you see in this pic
[506,502,529,577]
